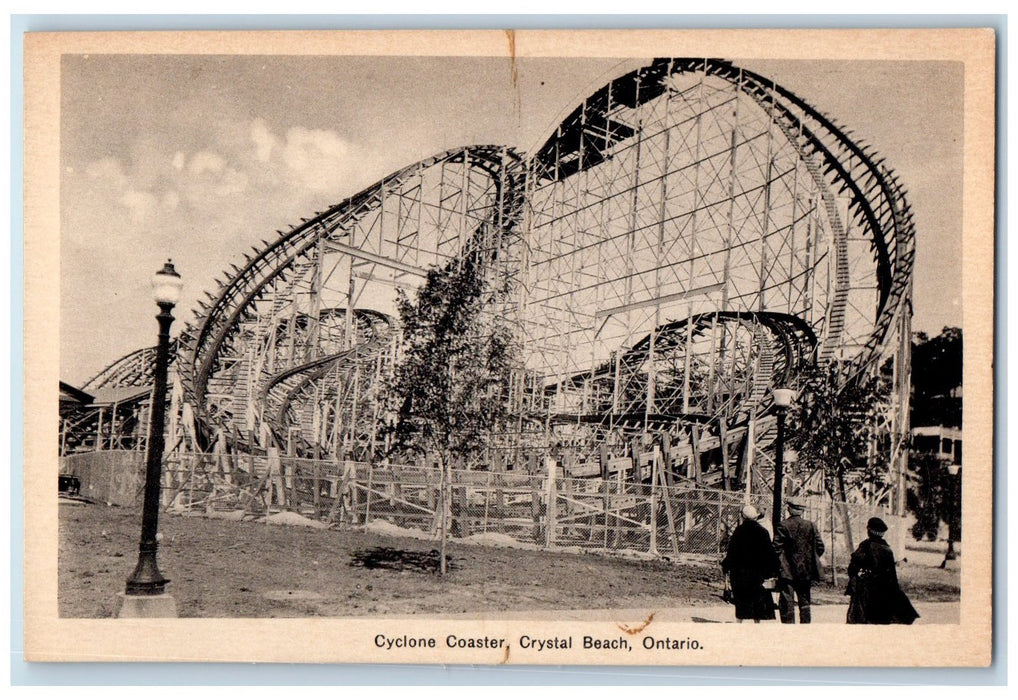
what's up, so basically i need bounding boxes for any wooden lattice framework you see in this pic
[61,58,914,511]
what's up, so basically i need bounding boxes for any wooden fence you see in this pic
[60,450,901,568]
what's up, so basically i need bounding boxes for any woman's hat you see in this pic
[866,517,889,533]
[741,504,762,521]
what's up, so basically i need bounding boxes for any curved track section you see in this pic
[62,343,180,454]
[526,58,914,386]
[543,311,816,430]
[260,309,393,455]
[82,342,178,391]
[520,57,913,492]
[178,145,525,452]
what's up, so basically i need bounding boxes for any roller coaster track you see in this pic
[63,56,913,499]
[82,341,178,392]
[58,343,177,454]
[532,58,915,380]
[177,145,525,447]
[543,310,817,432]
[258,309,394,453]
[695,59,915,376]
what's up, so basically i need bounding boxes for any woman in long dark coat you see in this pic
[722,505,780,622]
[846,517,920,624]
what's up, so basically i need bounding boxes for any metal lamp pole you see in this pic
[942,464,961,565]
[125,260,182,596]
[771,388,795,532]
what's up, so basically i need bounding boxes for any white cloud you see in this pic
[281,126,348,172]
[245,118,359,196]
[62,121,366,382]
[216,168,249,196]
[188,150,226,176]
[250,118,276,162]
[280,126,352,194]
[85,157,128,186]
[120,189,158,223]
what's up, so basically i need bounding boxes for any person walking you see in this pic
[846,517,920,624]
[722,505,780,623]
[773,499,825,624]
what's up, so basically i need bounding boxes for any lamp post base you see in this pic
[939,556,960,571]
[939,540,960,569]
[115,592,178,618]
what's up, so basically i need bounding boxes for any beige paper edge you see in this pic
[23,27,997,666]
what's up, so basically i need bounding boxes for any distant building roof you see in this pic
[912,425,962,440]
[88,385,153,406]
[59,381,93,405]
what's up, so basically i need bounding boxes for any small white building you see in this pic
[912,425,962,465]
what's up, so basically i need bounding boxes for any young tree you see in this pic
[788,362,888,551]
[790,362,886,501]
[387,246,516,573]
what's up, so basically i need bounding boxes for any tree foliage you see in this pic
[906,450,961,541]
[906,327,963,541]
[387,248,515,466]
[911,327,962,428]
[788,362,888,498]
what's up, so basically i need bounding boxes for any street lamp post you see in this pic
[942,463,961,566]
[771,388,795,532]
[119,260,182,616]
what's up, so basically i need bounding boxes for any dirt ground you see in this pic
[58,500,960,618]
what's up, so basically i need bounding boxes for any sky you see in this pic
[59,55,963,385]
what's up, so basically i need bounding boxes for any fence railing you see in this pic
[61,450,901,569]
[59,450,146,506]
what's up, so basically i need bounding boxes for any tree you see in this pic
[911,327,962,428]
[790,362,887,502]
[788,362,888,552]
[387,246,517,573]
[905,451,961,542]
[906,327,962,556]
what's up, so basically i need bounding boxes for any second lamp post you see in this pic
[771,387,795,532]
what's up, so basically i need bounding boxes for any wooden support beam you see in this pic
[595,282,724,321]
[324,240,428,277]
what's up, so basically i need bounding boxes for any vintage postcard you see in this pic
[23,28,995,666]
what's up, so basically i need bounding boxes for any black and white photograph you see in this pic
[23,28,995,665]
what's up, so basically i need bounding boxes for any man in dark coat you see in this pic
[722,505,780,622]
[846,517,920,624]
[773,499,825,624]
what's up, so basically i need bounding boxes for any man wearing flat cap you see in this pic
[772,499,825,623]
[846,517,919,624]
